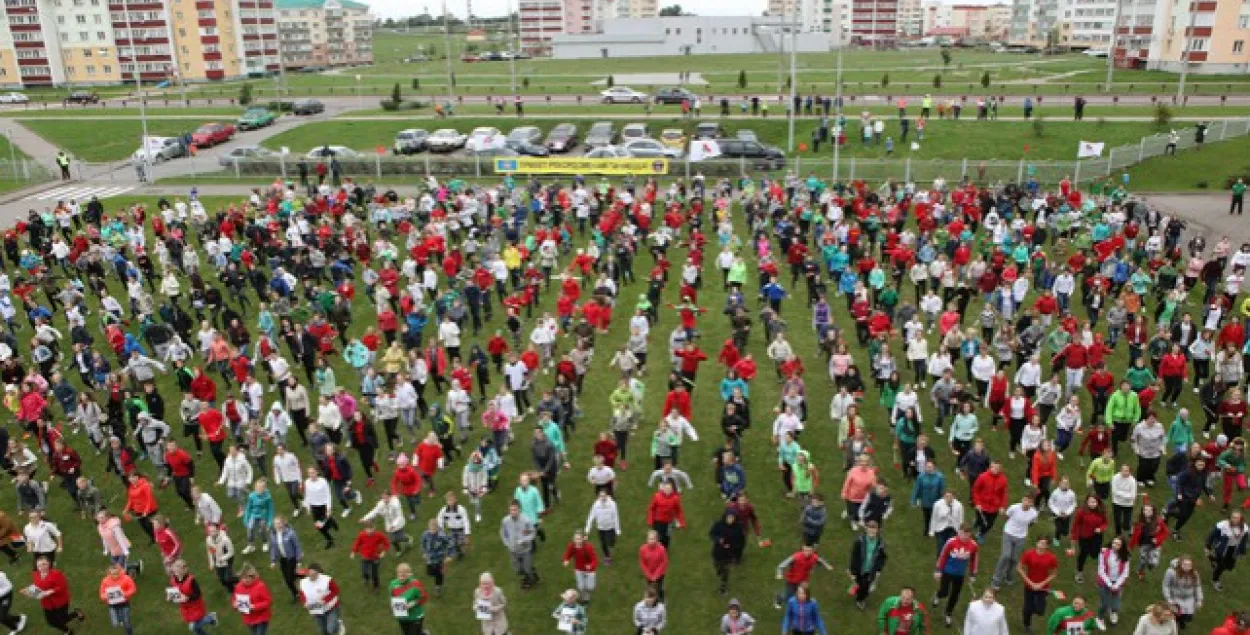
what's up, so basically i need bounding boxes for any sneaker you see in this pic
[1075,572,1084,583]
[474,514,482,523]
[292,509,301,518]
[856,601,866,611]
[1110,612,1119,625]
[207,612,218,626]
[12,613,27,634]
[773,601,782,610]
[340,509,351,518]
[934,427,944,435]
[945,615,953,628]
[355,491,363,505]
[242,545,256,555]
[339,623,346,635]
[1057,452,1065,461]
[1214,581,1224,591]
[262,543,269,552]
[930,594,939,608]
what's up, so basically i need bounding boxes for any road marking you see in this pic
[23,184,135,201]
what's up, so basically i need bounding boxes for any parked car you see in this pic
[507,126,543,146]
[306,145,360,159]
[191,122,236,147]
[694,122,726,139]
[292,99,325,115]
[585,122,615,148]
[469,146,519,157]
[465,127,503,152]
[620,123,651,143]
[218,145,280,166]
[393,129,430,155]
[718,138,785,169]
[63,91,99,105]
[599,86,648,104]
[653,87,696,105]
[623,138,680,159]
[660,128,687,150]
[736,129,759,143]
[511,140,549,157]
[545,123,579,153]
[0,92,28,104]
[132,136,186,163]
[584,145,632,158]
[237,107,277,130]
[427,128,468,152]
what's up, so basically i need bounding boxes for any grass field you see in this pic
[5,181,1246,635]
[1128,137,1250,191]
[16,119,239,163]
[0,107,249,119]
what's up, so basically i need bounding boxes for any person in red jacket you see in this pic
[413,433,444,496]
[661,384,692,419]
[123,472,158,544]
[1128,502,1170,580]
[48,439,80,503]
[645,481,686,547]
[164,439,196,510]
[562,530,600,604]
[1072,494,1107,582]
[971,461,1008,541]
[199,406,228,472]
[638,529,669,601]
[29,555,83,634]
[153,515,183,576]
[232,564,273,634]
[1159,343,1189,408]
[169,559,218,634]
[1052,342,1088,398]
[350,519,392,590]
[773,543,834,608]
[390,454,423,519]
[1211,612,1250,635]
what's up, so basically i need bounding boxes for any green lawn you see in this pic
[17,119,229,162]
[260,116,1169,161]
[1128,137,1250,191]
[7,182,1245,635]
[2,107,248,119]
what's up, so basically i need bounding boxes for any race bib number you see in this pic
[1066,624,1087,635]
[474,599,492,620]
[306,601,325,615]
[557,608,577,632]
[390,596,409,617]
[105,586,125,604]
[165,587,185,603]
[234,594,252,614]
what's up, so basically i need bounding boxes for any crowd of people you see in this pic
[0,165,1245,635]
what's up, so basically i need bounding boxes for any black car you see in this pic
[719,138,785,169]
[653,87,696,105]
[292,99,325,115]
[64,91,99,105]
[545,123,579,153]
[510,140,550,157]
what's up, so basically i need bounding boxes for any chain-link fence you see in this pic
[142,119,1250,188]
[0,158,57,193]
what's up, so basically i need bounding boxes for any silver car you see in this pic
[218,145,280,167]
[623,138,680,159]
[584,145,631,158]
[585,122,615,148]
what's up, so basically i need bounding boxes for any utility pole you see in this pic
[1103,0,1120,92]
[1177,3,1196,102]
[443,0,456,100]
[122,0,151,165]
[786,13,797,152]
[833,29,843,180]
[509,0,517,93]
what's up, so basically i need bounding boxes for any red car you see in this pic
[191,122,236,147]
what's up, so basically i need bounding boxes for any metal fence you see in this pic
[141,119,1250,188]
[0,158,56,191]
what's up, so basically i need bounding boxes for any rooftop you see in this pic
[275,0,370,11]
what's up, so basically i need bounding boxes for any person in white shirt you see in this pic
[963,589,1008,635]
[989,497,1038,589]
[362,492,410,551]
[928,491,965,555]
[217,445,255,511]
[302,467,338,549]
[298,563,344,635]
[22,512,62,562]
[192,485,223,527]
[584,490,621,563]
[1110,465,1138,536]
[0,569,27,633]
[1048,476,1077,549]
[438,317,462,360]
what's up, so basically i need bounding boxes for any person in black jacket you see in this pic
[709,511,746,595]
[1168,457,1210,539]
[848,520,888,610]
[1206,510,1249,590]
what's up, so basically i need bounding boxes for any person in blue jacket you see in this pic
[242,479,275,555]
[781,584,827,635]
[910,460,947,534]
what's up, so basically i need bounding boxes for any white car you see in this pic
[305,145,360,159]
[131,136,186,163]
[0,92,29,104]
[623,138,681,159]
[465,127,503,152]
[428,128,468,153]
[600,86,648,104]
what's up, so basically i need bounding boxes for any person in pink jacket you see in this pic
[95,510,140,577]
[841,454,878,530]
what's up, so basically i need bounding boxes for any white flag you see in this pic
[1077,141,1105,158]
[688,139,722,162]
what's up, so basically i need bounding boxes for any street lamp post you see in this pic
[442,0,456,101]
[355,73,363,109]
[122,0,151,166]
[1104,0,1120,92]
[1177,4,1197,102]
[833,33,843,181]
[509,0,517,93]
[786,16,797,153]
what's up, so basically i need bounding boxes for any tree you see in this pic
[881,73,890,87]
[1154,103,1174,128]
[607,74,615,87]
[392,82,402,103]
[980,70,991,88]
[738,69,747,89]
[933,73,942,88]
[940,48,952,67]
[239,82,253,106]
[659,4,683,15]
[412,78,420,90]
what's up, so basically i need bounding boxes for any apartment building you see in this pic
[1009,0,1062,46]
[518,0,565,49]
[767,0,846,34]
[921,2,1010,40]
[1114,0,1250,73]
[850,0,898,45]
[276,0,372,70]
[1064,0,1115,47]
[897,0,922,37]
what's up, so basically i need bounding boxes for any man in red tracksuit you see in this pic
[350,521,391,591]
[971,461,1008,541]
[645,481,686,548]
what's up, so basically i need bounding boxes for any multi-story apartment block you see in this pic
[277,0,372,70]
[1114,0,1250,73]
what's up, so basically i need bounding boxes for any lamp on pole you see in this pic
[1177,3,1196,102]
[122,0,151,165]
[355,73,362,108]
[785,15,797,152]
[442,0,456,101]
[508,0,517,93]
[833,31,843,181]
[1103,0,1120,92]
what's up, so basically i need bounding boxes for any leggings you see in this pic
[382,419,400,451]
[1163,376,1183,404]
[598,529,617,559]
[283,481,302,508]
[936,573,965,616]
[357,447,376,479]
[1077,535,1102,572]
[361,558,381,588]
[276,557,299,599]
[1113,504,1134,536]
[426,561,445,588]
[0,593,21,630]
[310,505,339,544]
[1211,551,1239,582]
[614,431,630,461]
[135,513,155,543]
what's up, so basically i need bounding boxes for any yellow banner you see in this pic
[494,157,670,175]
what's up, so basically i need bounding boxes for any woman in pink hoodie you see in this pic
[95,510,134,571]
[840,454,878,529]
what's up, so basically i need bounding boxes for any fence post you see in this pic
[1074,159,1082,185]
[1017,159,1024,183]
[1139,138,1145,162]
[233,158,240,179]
[960,158,968,181]
[279,155,286,180]
[1106,148,1113,176]
[1222,119,1230,141]
[424,152,430,177]
[849,158,856,181]
[905,157,911,183]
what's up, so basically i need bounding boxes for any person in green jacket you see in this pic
[878,587,929,635]
[389,562,428,635]
[1087,448,1117,500]
[1168,410,1195,455]
[1124,360,1155,393]
[242,479,275,554]
[1045,595,1102,635]
[1104,381,1142,456]
[552,588,587,635]
[512,473,545,526]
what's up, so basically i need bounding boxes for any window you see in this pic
[55,15,65,23]
[1188,37,1207,50]
[1236,39,1245,52]
[94,14,101,23]
[82,48,91,56]
[97,31,106,40]
[103,64,111,72]
[19,65,51,76]
[675,28,681,34]
[79,31,88,40]
[66,66,75,75]
[86,64,95,74]
[1241,15,1250,28]
[178,27,185,36]
[76,15,86,23]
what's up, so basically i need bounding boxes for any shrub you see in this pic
[607,74,614,88]
[933,73,942,88]
[379,100,427,112]
[239,83,253,106]
[522,77,530,88]
[940,49,952,66]
[391,82,402,104]
[980,71,990,88]
[412,78,420,90]
[881,73,890,87]
[738,70,747,89]
[265,100,294,112]
[1154,103,1174,128]
[1032,116,1046,138]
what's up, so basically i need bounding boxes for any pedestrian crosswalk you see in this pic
[23,183,136,202]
